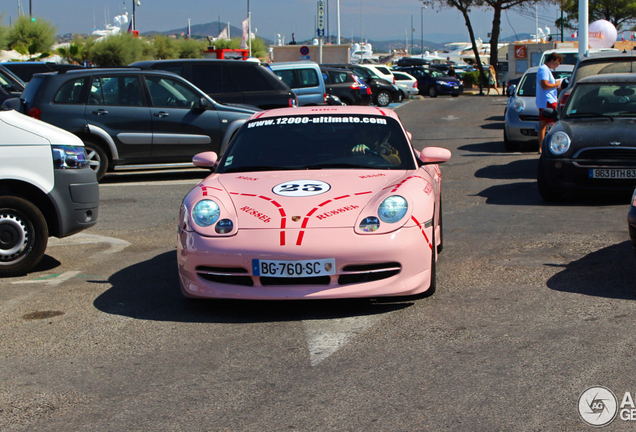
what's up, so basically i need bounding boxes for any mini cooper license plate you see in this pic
[253,258,336,277]
[590,169,636,179]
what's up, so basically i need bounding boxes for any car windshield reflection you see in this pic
[217,115,416,173]
[566,83,636,118]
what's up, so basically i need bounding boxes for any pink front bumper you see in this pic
[177,226,434,300]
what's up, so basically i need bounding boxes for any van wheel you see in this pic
[0,196,48,277]
[83,140,108,181]
[375,90,391,107]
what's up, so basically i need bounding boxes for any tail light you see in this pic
[366,87,372,95]
[393,77,396,85]
[323,93,327,103]
[413,82,418,89]
[558,91,570,110]
[28,107,41,119]
[350,74,360,89]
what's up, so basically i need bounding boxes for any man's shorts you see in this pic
[538,101,557,124]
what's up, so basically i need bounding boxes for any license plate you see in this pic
[590,169,636,179]
[252,258,336,277]
[453,86,459,89]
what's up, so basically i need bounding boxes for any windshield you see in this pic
[517,70,572,97]
[565,82,636,117]
[217,115,416,173]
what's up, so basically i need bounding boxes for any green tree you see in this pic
[151,34,179,59]
[555,0,636,32]
[174,37,206,58]
[88,33,153,66]
[56,38,90,65]
[7,15,56,55]
[423,0,488,93]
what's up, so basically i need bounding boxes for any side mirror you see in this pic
[508,84,517,96]
[195,97,211,110]
[192,151,218,168]
[541,108,558,120]
[419,147,451,164]
[560,77,569,90]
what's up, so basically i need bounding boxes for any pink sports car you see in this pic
[177,106,451,300]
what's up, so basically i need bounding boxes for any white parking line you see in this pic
[303,314,384,366]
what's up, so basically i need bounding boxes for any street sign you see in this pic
[317,1,325,32]
[300,46,310,55]
[317,29,325,37]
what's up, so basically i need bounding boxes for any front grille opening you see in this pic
[342,262,401,272]
[196,266,253,287]
[339,262,401,285]
[260,276,331,286]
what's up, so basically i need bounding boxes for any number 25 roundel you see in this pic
[272,180,331,197]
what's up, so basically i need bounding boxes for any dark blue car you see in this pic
[393,66,463,98]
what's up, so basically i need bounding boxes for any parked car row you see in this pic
[1,58,421,183]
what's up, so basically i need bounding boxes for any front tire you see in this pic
[375,90,391,107]
[428,86,438,98]
[83,140,109,181]
[0,196,48,277]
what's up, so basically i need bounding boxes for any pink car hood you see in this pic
[192,169,431,230]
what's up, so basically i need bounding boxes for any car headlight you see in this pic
[192,200,220,227]
[378,196,408,223]
[437,80,449,86]
[549,132,571,155]
[52,145,89,169]
[512,98,525,113]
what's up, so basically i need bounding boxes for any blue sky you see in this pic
[5,0,561,43]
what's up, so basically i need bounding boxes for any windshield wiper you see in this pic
[222,165,296,173]
[567,112,614,121]
[303,163,370,169]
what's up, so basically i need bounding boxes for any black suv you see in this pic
[320,67,371,105]
[130,59,297,109]
[1,61,84,83]
[9,68,257,180]
[322,63,402,107]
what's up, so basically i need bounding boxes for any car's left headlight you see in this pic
[437,80,450,86]
[512,98,525,113]
[378,195,408,223]
[52,145,89,169]
[192,199,220,227]
[549,132,571,155]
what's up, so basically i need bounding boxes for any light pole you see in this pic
[132,0,140,31]
[247,0,251,57]
[420,6,426,56]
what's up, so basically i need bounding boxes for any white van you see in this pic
[269,61,326,106]
[0,109,99,276]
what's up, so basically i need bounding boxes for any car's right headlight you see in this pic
[549,132,571,155]
[512,99,525,113]
[192,199,220,227]
[52,145,89,169]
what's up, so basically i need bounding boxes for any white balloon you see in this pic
[588,19,617,49]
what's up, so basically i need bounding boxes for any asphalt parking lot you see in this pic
[2,94,636,431]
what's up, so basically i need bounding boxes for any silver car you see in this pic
[504,64,573,151]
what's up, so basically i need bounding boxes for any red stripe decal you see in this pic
[411,215,432,250]
[278,208,286,217]
[301,217,310,228]
[241,193,257,197]
[280,231,286,245]
[319,199,333,207]
[296,231,305,246]
[335,195,350,200]
[355,191,373,195]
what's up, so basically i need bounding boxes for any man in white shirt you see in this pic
[536,53,563,153]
